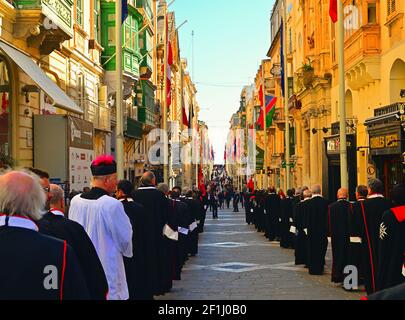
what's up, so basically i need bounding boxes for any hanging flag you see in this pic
[182,89,189,127]
[198,166,207,196]
[166,18,173,110]
[1,93,8,115]
[224,143,227,161]
[247,177,254,193]
[329,0,338,23]
[233,137,237,158]
[258,84,264,107]
[210,146,215,162]
[280,19,285,97]
[122,0,128,24]
[257,95,277,129]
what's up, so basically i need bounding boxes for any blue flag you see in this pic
[122,0,128,24]
[280,19,285,97]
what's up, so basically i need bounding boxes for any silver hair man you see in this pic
[157,183,169,195]
[0,170,45,221]
[140,171,156,187]
[49,184,65,208]
[303,189,313,199]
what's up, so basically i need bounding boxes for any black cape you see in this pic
[352,197,393,294]
[265,193,281,241]
[132,187,170,295]
[377,206,405,291]
[347,200,365,283]
[280,197,294,249]
[180,197,199,256]
[0,224,89,300]
[306,196,329,275]
[294,200,310,265]
[367,282,405,300]
[328,200,350,283]
[38,212,108,300]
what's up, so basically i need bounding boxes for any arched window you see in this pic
[389,59,405,103]
[0,56,11,163]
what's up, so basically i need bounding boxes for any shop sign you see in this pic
[370,133,399,149]
[326,137,353,154]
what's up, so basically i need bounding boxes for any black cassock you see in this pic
[132,187,170,295]
[119,198,156,300]
[38,211,108,300]
[377,206,405,291]
[172,199,191,278]
[266,193,281,241]
[195,197,205,233]
[347,200,365,283]
[306,196,329,275]
[0,218,89,300]
[244,192,252,224]
[352,197,393,294]
[367,282,405,300]
[328,200,350,283]
[294,200,310,265]
[181,197,199,256]
[280,197,294,249]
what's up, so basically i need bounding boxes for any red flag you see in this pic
[198,166,207,196]
[258,84,264,107]
[329,0,338,23]
[247,178,254,193]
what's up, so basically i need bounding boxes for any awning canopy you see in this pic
[0,40,83,115]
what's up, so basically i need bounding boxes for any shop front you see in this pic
[325,133,358,201]
[366,103,405,197]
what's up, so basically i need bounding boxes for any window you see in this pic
[76,0,83,27]
[368,2,377,23]
[94,0,100,42]
[0,58,11,161]
[387,0,396,16]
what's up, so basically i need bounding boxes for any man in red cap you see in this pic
[69,155,133,300]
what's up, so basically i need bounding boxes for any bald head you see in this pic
[140,171,156,187]
[0,170,45,220]
[337,188,348,200]
[311,185,321,195]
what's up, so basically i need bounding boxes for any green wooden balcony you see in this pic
[125,117,143,139]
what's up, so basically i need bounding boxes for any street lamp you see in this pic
[312,127,330,135]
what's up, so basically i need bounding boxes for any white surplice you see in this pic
[69,195,133,300]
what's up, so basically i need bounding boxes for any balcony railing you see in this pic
[83,99,111,131]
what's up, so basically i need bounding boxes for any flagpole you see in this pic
[283,0,290,191]
[115,0,124,180]
[338,0,348,189]
[163,4,169,184]
[262,61,268,190]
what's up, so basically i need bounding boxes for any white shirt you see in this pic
[69,194,133,300]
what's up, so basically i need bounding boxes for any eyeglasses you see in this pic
[43,187,50,193]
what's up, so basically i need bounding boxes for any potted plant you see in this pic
[302,59,314,87]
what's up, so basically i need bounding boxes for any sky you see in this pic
[171,0,275,164]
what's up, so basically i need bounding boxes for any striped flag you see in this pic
[257,95,277,129]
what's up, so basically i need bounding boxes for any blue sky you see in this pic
[171,0,275,164]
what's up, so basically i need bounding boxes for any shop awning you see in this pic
[0,40,83,115]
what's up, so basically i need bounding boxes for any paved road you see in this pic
[158,207,365,300]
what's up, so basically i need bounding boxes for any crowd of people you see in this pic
[242,180,405,299]
[0,155,208,300]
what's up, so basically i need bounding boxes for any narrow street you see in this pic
[158,207,364,300]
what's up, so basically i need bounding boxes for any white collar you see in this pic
[367,194,384,199]
[119,198,134,202]
[312,194,323,198]
[338,199,348,202]
[357,198,366,202]
[49,209,65,217]
[137,186,156,190]
[303,197,311,202]
[0,215,39,232]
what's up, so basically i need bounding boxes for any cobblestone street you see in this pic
[158,208,365,300]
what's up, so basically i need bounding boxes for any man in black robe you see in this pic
[171,187,192,278]
[38,184,108,300]
[348,185,368,285]
[181,189,199,257]
[116,180,155,300]
[329,188,351,283]
[266,187,281,241]
[244,190,252,224]
[294,189,311,265]
[306,185,329,275]
[352,178,393,294]
[0,171,89,300]
[377,183,405,292]
[132,171,170,296]
[366,282,405,300]
[280,189,295,249]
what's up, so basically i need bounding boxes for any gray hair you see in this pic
[140,171,155,187]
[368,178,384,195]
[0,170,45,221]
[311,184,322,195]
[49,184,64,206]
[182,187,190,195]
[157,183,169,195]
[303,189,313,199]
